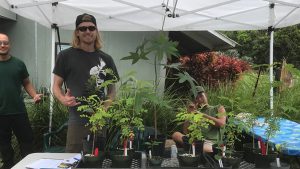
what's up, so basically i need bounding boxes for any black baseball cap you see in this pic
[75,13,97,28]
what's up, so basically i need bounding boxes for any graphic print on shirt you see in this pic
[89,58,106,88]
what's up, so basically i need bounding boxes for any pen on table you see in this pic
[41,158,64,160]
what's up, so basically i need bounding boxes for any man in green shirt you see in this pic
[0,33,42,169]
[172,86,227,153]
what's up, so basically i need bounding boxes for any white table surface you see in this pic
[12,153,79,169]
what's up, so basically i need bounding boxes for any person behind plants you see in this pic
[172,86,226,153]
[52,13,119,153]
[0,33,42,169]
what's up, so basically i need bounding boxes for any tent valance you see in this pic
[0,0,299,31]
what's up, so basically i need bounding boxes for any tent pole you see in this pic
[34,22,38,87]
[49,27,55,134]
[269,30,274,115]
[268,3,275,116]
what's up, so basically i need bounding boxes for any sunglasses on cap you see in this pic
[77,26,97,32]
[0,41,9,46]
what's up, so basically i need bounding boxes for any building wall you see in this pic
[0,16,166,92]
[0,16,52,88]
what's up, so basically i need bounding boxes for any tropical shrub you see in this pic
[179,52,251,87]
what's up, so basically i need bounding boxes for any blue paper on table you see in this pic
[252,117,300,156]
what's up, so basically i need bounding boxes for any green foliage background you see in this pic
[223,24,300,67]
[206,70,300,123]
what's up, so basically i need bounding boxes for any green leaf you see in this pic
[148,33,179,61]
[175,72,198,97]
[121,40,150,64]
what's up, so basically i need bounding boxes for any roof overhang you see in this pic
[182,31,237,50]
[169,31,237,55]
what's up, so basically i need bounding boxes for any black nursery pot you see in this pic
[82,136,106,155]
[178,154,199,167]
[270,161,290,169]
[232,150,244,159]
[148,156,163,167]
[109,148,135,159]
[222,156,242,169]
[111,154,133,168]
[253,150,278,168]
[81,153,104,168]
[146,134,166,157]
[243,142,259,163]
[183,140,203,155]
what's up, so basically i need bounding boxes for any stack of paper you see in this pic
[26,154,81,169]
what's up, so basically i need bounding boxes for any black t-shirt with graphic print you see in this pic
[53,47,119,124]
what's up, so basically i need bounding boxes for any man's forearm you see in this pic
[53,85,64,103]
[202,113,226,127]
[23,79,37,98]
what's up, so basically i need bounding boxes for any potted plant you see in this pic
[76,70,117,167]
[108,76,149,168]
[269,144,290,169]
[77,95,112,167]
[213,96,245,169]
[252,93,281,168]
[238,112,261,163]
[145,140,163,167]
[252,115,278,168]
[175,106,214,167]
[109,98,139,168]
[252,70,287,168]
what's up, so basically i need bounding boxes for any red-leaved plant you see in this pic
[180,52,251,86]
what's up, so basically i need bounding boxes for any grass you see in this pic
[204,70,300,123]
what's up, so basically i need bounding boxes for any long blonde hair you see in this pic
[71,29,103,50]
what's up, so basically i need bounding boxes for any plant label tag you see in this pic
[129,141,132,149]
[192,144,195,157]
[276,158,281,167]
[125,147,128,156]
[219,159,223,168]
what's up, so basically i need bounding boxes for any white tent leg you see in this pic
[269,30,274,115]
[268,3,275,116]
[34,22,38,87]
[49,28,55,134]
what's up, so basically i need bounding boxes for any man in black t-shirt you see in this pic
[52,13,119,153]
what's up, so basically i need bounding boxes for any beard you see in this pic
[0,49,9,55]
[0,52,8,55]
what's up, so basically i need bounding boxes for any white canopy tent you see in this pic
[0,0,299,130]
[0,0,299,31]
